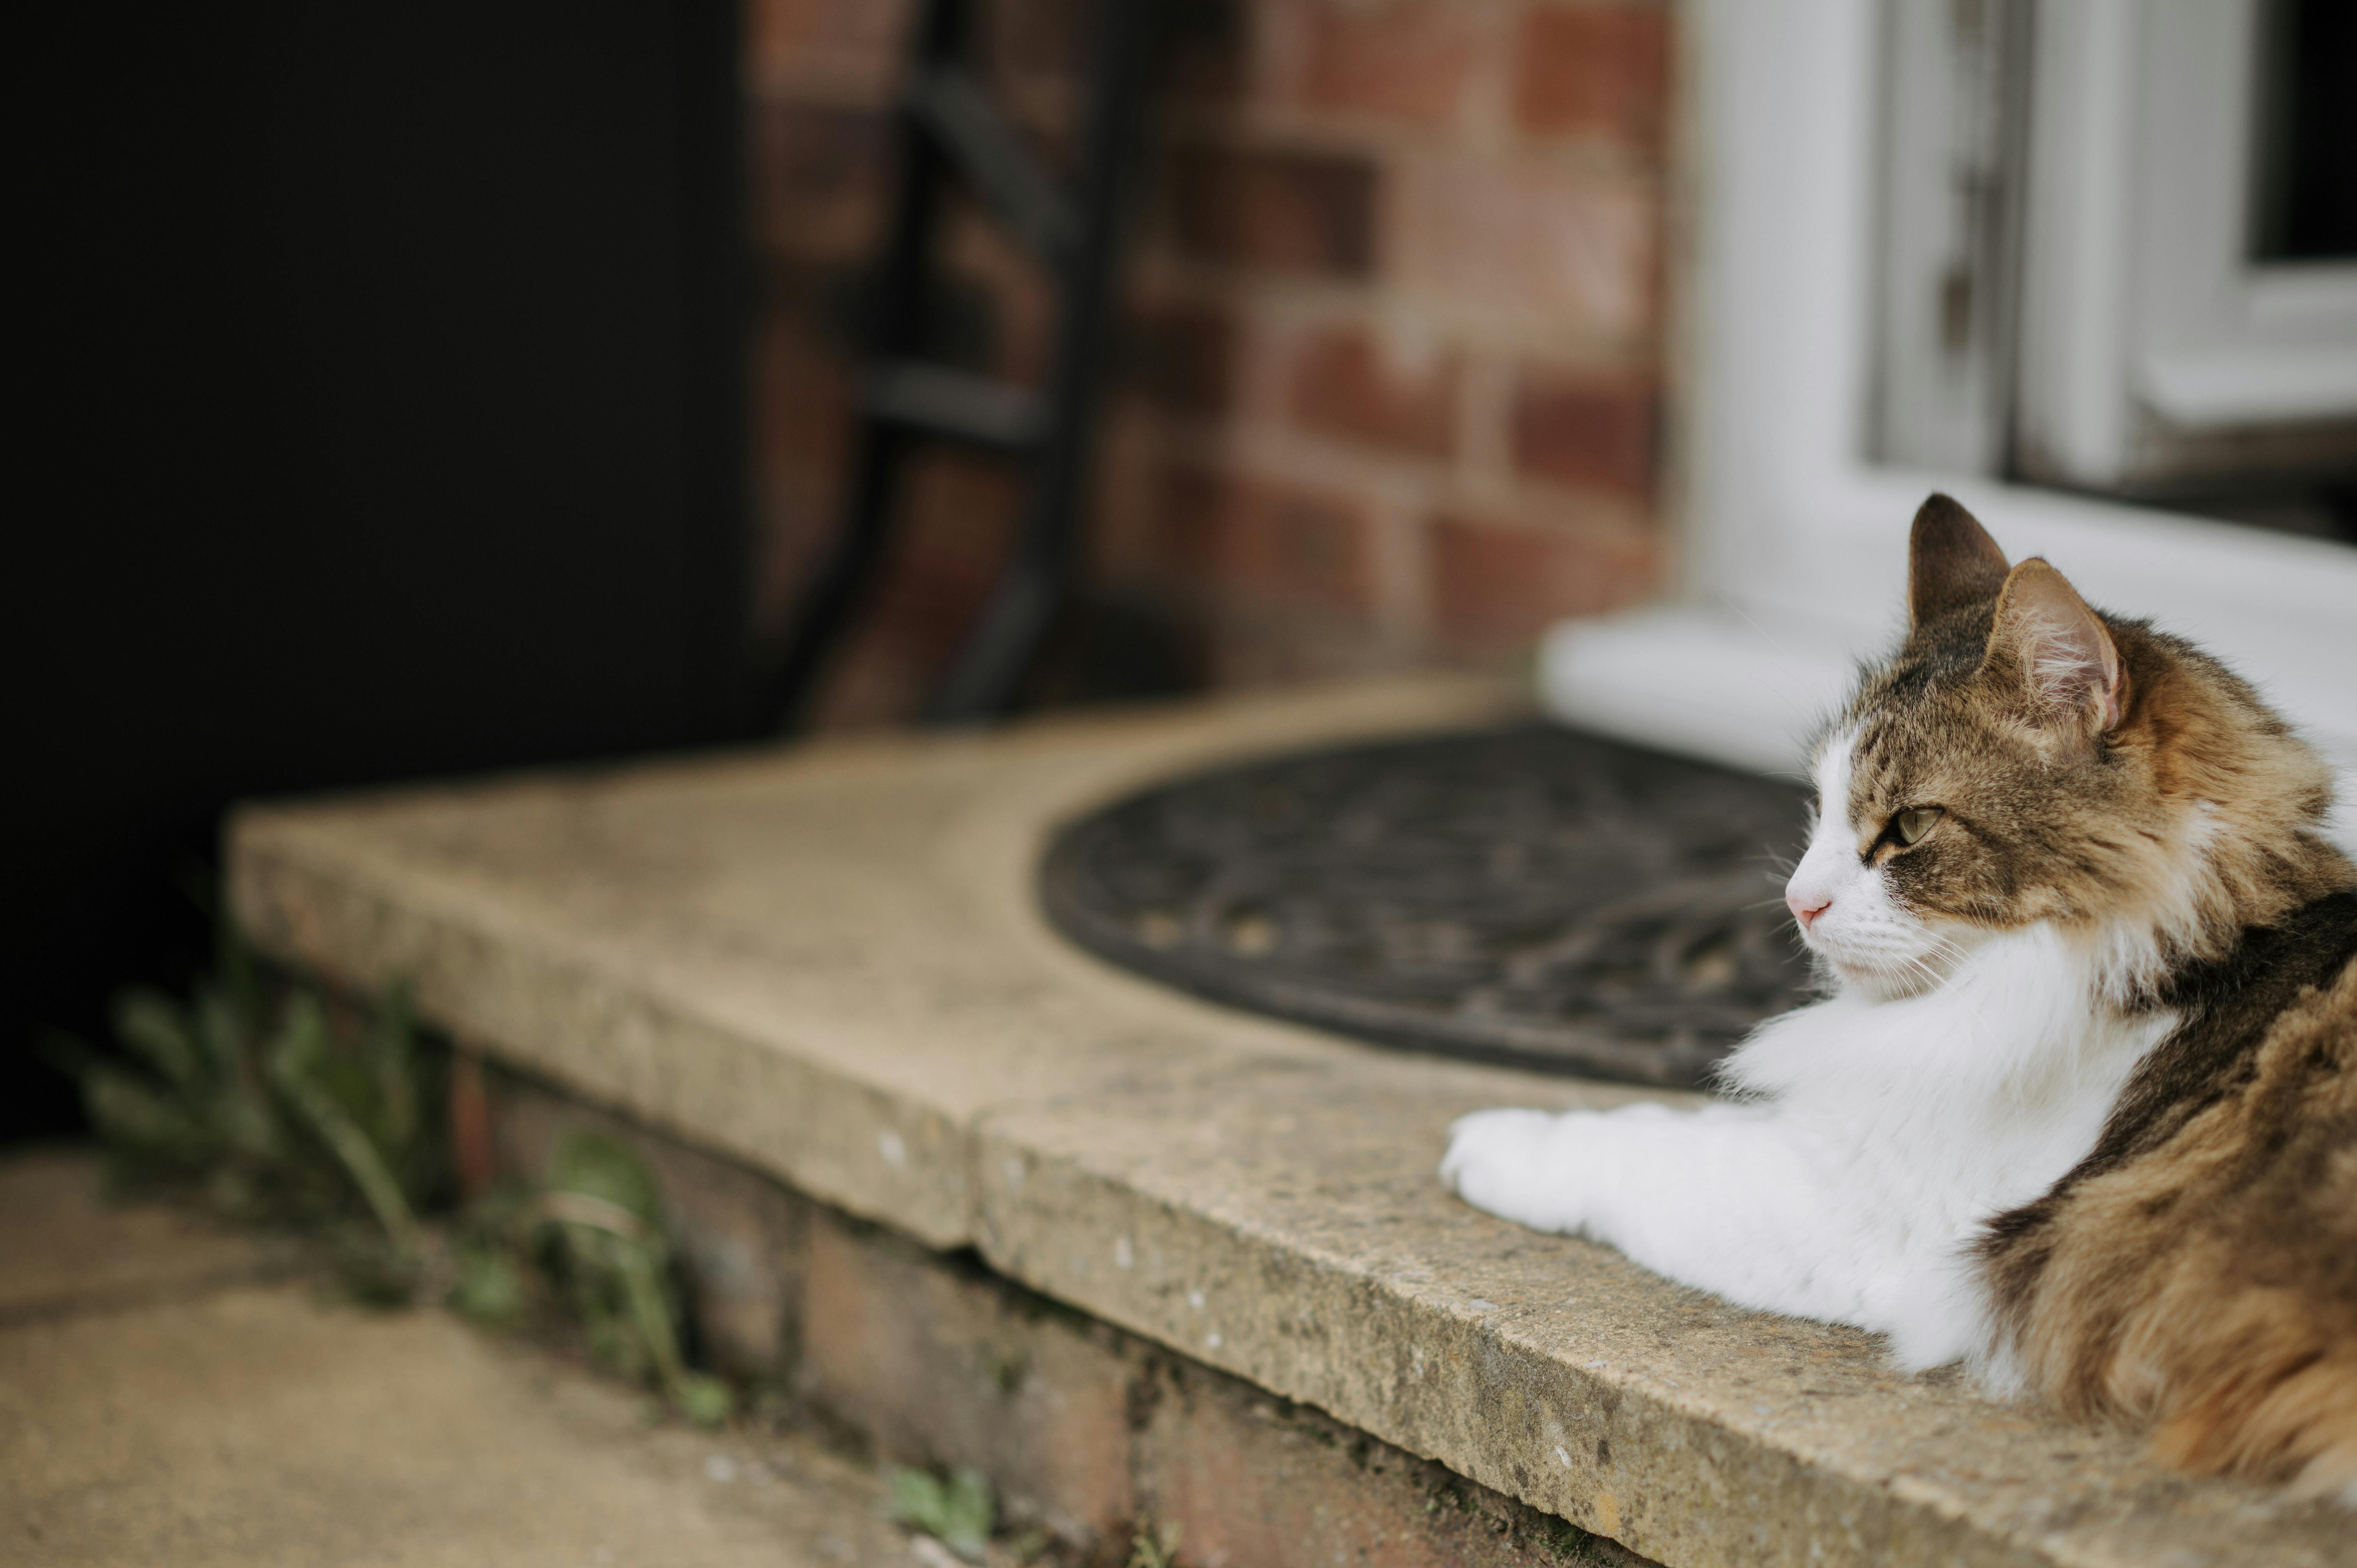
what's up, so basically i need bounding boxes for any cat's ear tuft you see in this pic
[1908,494,2010,627]
[1986,559,2126,743]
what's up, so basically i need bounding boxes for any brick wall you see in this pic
[481,1062,1664,1566]
[751,0,1674,726]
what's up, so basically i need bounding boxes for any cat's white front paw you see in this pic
[1440,1107,1565,1226]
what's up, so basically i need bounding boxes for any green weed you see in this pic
[54,909,733,1426]
[887,1465,995,1561]
[523,1130,734,1426]
[1126,1515,1183,1568]
[47,925,441,1297]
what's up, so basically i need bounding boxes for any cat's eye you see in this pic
[1892,807,1942,846]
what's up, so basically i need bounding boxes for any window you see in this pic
[1540,0,2357,851]
[2012,0,2357,521]
[1872,0,2357,524]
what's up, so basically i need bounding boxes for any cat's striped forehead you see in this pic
[1830,630,1996,828]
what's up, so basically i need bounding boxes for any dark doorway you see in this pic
[11,3,754,1142]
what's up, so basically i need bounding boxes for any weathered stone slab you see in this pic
[0,1148,304,1327]
[0,1153,911,1568]
[227,677,2355,1568]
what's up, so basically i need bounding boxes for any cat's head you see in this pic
[1783,495,2346,1003]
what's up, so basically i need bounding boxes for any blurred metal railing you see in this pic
[763,0,1161,729]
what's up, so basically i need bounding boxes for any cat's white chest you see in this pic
[1441,925,2173,1369]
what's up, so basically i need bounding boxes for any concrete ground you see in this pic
[0,1149,919,1568]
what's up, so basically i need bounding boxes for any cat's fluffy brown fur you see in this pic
[1892,498,2357,1497]
[1986,949,2357,1494]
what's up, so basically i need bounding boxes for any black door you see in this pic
[10,2,753,1140]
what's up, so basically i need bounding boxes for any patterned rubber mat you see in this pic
[1039,724,1815,1086]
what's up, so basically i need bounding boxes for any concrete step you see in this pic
[225,676,2354,1568]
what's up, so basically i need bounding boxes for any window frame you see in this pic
[2016,0,2357,481]
[1539,0,2357,848]
[1868,0,2028,478]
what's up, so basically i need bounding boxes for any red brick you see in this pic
[1169,147,1379,279]
[748,0,912,83]
[942,206,1061,382]
[1159,467,1376,616]
[988,0,1089,79]
[754,310,855,470]
[1514,4,1672,148]
[806,566,991,730]
[1286,323,1459,458]
[815,453,1021,724]
[1086,403,1178,577]
[750,103,892,263]
[801,1213,1137,1540]
[1122,300,1241,415]
[783,450,1024,730]
[1132,1362,1645,1568]
[751,308,856,639]
[1429,515,1656,646]
[901,448,1028,573]
[1511,373,1656,496]
[1391,159,1654,337]
[754,470,839,641]
[1298,2,1479,128]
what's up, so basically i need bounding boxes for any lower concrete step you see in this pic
[0,1151,915,1568]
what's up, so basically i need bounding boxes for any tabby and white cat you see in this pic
[1442,496,2357,1499]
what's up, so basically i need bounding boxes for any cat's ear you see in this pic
[1985,558,2126,742]
[1908,494,2010,626]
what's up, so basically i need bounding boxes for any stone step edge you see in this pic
[228,823,2105,1568]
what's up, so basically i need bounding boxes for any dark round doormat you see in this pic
[1039,724,1816,1087]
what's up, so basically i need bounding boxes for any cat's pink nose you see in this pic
[1787,890,1832,928]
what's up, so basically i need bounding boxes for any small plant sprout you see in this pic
[886,1465,996,1562]
[49,931,442,1299]
[1126,1515,1182,1568]
[529,1130,735,1427]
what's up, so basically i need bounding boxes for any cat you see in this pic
[1441,495,2357,1501]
